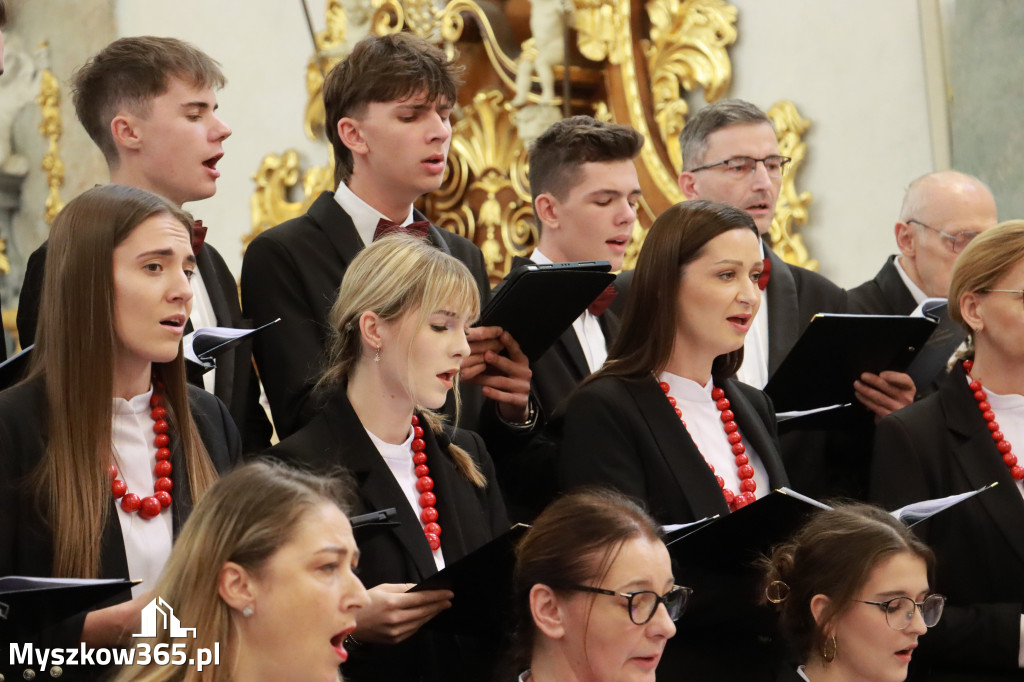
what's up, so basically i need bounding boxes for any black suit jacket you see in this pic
[848,255,965,399]
[17,240,271,453]
[554,373,789,680]
[267,390,508,682]
[871,363,1024,681]
[241,191,490,439]
[0,380,241,682]
[1,289,6,362]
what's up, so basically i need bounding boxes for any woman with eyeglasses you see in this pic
[761,503,943,682]
[504,489,685,682]
[871,219,1024,681]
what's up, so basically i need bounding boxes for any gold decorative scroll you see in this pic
[245,150,333,250]
[36,53,65,226]
[767,100,816,270]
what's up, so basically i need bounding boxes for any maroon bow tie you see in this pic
[758,255,771,291]
[588,284,618,316]
[192,219,208,257]
[373,217,431,242]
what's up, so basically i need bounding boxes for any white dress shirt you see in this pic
[531,249,608,372]
[894,255,929,306]
[334,181,416,247]
[188,268,217,394]
[735,241,770,389]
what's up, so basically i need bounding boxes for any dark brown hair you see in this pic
[591,199,758,384]
[760,503,935,664]
[0,0,7,29]
[72,36,226,165]
[678,99,773,170]
[324,32,464,187]
[528,115,644,207]
[506,489,665,672]
[29,184,218,577]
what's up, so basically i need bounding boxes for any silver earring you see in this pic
[375,346,381,363]
[242,604,254,618]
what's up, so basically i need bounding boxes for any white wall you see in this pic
[116,0,937,288]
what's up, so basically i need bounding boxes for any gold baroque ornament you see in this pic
[767,100,816,270]
[36,52,65,226]
[245,150,333,250]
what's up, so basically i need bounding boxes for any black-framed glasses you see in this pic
[906,219,979,254]
[558,584,693,625]
[854,594,946,630]
[687,155,792,178]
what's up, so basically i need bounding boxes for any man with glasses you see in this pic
[850,170,998,399]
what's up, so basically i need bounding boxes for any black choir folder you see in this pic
[765,313,937,413]
[479,261,615,362]
[409,523,529,635]
[0,577,136,637]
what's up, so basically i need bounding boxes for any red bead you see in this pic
[108,464,119,480]
[727,432,742,445]
[659,382,670,393]
[716,398,730,411]
[974,390,987,401]
[674,408,682,417]
[734,491,756,508]
[740,478,757,493]
[737,464,755,480]
[154,460,172,477]
[988,421,1001,432]
[963,359,973,372]
[154,477,173,493]
[1013,466,1024,481]
[153,419,169,434]
[983,410,996,422]
[992,431,1004,442]
[732,443,746,456]
[413,452,428,465]
[154,433,170,448]
[424,522,441,536]
[415,476,434,493]
[722,489,735,505]
[155,491,172,508]
[415,464,430,477]
[969,380,982,392]
[735,454,749,466]
[720,410,735,422]
[111,479,127,498]
[421,507,438,523]
[998,440,1013,453]
[667,396,677,407]
[149,393,163,408]
[151,407,166,420]
[121,493,141,513]
[426,533,440,551]
[411,438,426,452]
[140,496,161,519]
[711,387,725,400]
[413,426,424,438]
[715,475,725,488]
[156,447,172,461]
[411,414,420,426]
[1004,453,1018,467]
[724,421,739,434]
[979,401,991,412]
[707,462,715,474]
[419,492,436,507]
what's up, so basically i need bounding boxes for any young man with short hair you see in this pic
[17,36,271,450]
[242,32,532,441]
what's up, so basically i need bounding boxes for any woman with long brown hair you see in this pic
[0,185,239,679]
[871,219,1024,680]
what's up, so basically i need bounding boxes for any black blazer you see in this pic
[871,363,1024,681]
[848,255,965,399]
[241,191,490,439]
[554,372,789,680]
[1,289,6,362]
[0,380,241,681]
[17,240,271,452]
[266,390,508,682]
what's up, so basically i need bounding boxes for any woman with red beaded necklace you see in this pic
[554,199,789,680]
[0,185,239,681]
[871,219,1024,681]
[269,234,508,682]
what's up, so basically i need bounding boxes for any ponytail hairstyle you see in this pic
[29,184,218,577]
[317,234,486,487]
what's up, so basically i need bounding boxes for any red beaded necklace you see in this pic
[963,360,1024,482]
[108,380,174,520]
[659,380,757,511]
[411,415,442,551]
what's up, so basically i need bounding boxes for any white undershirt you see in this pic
[658,371,770,499]
[334,181,416,247]
[364,426,446,572]
[735,242,770,389]
[112,389,174,598]
[894,256,929,306]
[531,249,608,372]
[188,268,218,395]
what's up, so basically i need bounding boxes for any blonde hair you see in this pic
[28,185,217,578]
[947,220,1024,354]
[113,461,355,682]
[317,234,486,487]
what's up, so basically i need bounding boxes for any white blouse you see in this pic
[111,389,173,598]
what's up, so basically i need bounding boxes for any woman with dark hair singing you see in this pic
[0,185,240,680]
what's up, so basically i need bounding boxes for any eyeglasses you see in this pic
[906,219,979,254]
[854,594,946,630]
[558,584,693,625]
[687,155,792,178]
[981,288,1024,304]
